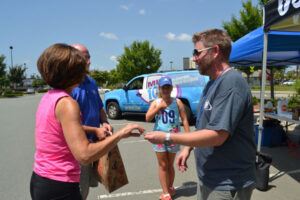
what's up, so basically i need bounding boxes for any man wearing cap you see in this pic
[71,44,113,200]
[145,29,256,200]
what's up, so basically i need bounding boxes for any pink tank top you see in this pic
[33,90,80,182]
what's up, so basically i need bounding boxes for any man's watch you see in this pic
[164,133,172,146]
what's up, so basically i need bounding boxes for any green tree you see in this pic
[32,79,46,88]
[30,73,41,80]
[259,0,272,7]
[258,0,286,98]
[286,71,296,80]
[0,55,6,78]
[0,55,9,92]
[223,0,285,99]
[108,69,121,85]
[90,70,110,86]
[223,0,263,81]
[0,76,10,93]
[117,40,162,82]
[223,0,263,42]
[8,65,27,88]
[274,69,285,83]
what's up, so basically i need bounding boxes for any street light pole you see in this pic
[9,46,13,68]
[170,61,173,71]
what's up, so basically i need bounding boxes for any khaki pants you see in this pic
[197,182,254,200]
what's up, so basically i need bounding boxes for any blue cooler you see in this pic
[254,124,284,147]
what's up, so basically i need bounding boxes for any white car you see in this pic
[282,81,295,85]
[26,87,35,94]
[98,87,111,94]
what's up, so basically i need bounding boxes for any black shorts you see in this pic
[30,171,82,200]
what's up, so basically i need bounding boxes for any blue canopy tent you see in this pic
[230,26,300,67]
[229,0,300,153]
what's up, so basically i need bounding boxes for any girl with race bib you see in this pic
[146,76,190,200]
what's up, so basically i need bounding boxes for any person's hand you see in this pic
[144,131,166,144]
[176,147,191,172]
[158,100,168,110]
[102,123,113,133]
[118,124,145,139]
[95,127,110,140]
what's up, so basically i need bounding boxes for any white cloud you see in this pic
[110,56,118,63]
[120,5,129,10]
[165,32,176,40]
[99,32,118,40]
[165,32,192,42]
[139,9,146,15]
[177,33,192,41]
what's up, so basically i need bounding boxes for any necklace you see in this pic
[195,66,231,129]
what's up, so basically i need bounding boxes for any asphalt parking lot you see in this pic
[0,93,299,200]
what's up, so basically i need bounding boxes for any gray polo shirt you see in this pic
[194,69,256,190]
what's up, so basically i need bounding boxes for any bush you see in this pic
[288,95,300,110]
[269,98,278,107]
[294,79,300,95]
[252,96,259,105]
[36,89,49,93]
[2,90,24,97]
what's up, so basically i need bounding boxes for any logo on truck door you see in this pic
[137,75,181,104]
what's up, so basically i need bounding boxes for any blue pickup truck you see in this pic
[104,70,209,122]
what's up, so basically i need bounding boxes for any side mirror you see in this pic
[123,85,128,91]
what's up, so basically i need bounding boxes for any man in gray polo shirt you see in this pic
[145,29,256,200]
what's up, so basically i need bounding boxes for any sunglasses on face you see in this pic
[193,47,213,57]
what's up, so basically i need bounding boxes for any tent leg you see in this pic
[257,32,268,153]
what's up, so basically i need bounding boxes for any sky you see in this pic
[0,0,261,77]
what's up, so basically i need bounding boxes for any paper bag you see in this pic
[93,145,128,193]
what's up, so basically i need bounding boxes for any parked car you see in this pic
[103,70,209,122]
[26,87,35,94]
[98,87,111,94]
[282,80,295,85]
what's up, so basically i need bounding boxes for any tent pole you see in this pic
[257,32,268,153]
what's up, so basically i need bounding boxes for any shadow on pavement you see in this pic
[122,112,148,122]
[261,146,300,183]
[173,181,197,199]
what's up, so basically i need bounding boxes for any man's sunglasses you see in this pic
[193,47,213,57]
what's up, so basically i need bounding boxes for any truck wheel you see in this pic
[107,102,121,119]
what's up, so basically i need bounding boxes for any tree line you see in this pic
[1,0,292,97]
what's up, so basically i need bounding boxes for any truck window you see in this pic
[127,77,144,90]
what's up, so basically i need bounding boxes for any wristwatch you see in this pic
[164,133,172,146]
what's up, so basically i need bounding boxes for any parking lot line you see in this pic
[122,140,147,144]
[96,184,197,199]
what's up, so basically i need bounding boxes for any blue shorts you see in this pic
[153,143,180,153]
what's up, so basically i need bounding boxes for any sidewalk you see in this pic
[252,113,300,200]
[252,146,300,200]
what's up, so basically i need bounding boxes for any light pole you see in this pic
[170,61,173,71]
[9,46,13,68]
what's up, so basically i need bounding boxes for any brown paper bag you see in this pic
[93,145,128,193]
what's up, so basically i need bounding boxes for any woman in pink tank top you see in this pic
[30,44,145,200]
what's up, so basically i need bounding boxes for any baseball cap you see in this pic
[158,76,172,87]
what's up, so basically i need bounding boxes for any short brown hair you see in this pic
[192,29,232,61]
[37,43,87,89]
